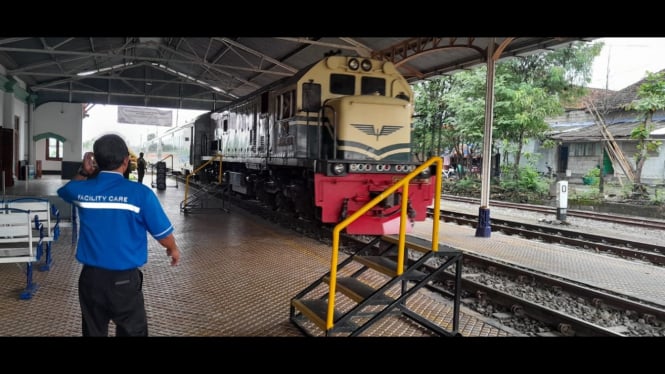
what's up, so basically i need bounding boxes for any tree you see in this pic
[627,71,665,194]
[414,41,602,187]
[495,42,603,179]
[412,76,455,160]
[437,68,486,172]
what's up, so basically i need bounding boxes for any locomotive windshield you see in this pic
[360,77,385,95]
[330,74,354,95]
[329,73,387,96]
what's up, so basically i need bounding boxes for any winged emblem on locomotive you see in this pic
[352,124,402,141]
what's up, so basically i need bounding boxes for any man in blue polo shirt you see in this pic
[58,133,180,337]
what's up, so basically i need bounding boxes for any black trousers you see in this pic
[78,265,147,337]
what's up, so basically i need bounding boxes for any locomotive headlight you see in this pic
[332,163,346,175]
[360,59,372,71]
[348,58,360,71]
[349,164,358,172]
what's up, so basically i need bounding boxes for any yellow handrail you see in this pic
[326,156,442,330]
[183,155,224,206]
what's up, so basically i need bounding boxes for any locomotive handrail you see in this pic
[326,156,443,330]
[182,154,224,207]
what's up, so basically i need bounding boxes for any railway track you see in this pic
[427,208,665,266]
[340,235,665,337]
[444,195,665,230]
[431,252,665,336]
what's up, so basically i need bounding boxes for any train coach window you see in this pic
[330,74,355,95]
[361,77,385,96]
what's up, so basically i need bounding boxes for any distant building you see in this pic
[533,75,665,185]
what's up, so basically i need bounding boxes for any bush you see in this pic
[582,167,600,186]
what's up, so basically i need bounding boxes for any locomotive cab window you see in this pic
[361,77,385,95]
[330,74,355,95]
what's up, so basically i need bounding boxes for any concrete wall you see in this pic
[32,102,83,173]
[0,67,28,182]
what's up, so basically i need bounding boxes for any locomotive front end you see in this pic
[316,94,435,235]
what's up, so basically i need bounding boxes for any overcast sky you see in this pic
[588,37,665,90]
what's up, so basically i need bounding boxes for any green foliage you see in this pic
[569,189,602,204]
[447,177,481,196]
[620,183,635,199]
[498,41,603,100]
[629,71,665,113]
[652,188,665,204]
[625,70,665,185]
[581,166,600,186]
[584,167,600,178]
[412,76,456,158]
[498,165,549,195]
[411,40,602,171]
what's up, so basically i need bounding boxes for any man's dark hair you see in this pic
[93,134,129,171]
[140,152,144,157]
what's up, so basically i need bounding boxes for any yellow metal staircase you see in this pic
[289,157,464,337]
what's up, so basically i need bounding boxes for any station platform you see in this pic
[2,176,662,338]
[0,176,514,337]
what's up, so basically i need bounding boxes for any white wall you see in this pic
[13,78,27,161]
[33,102,83,173]
[1,69,28,180]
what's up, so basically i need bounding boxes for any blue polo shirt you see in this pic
[57,171,174,271]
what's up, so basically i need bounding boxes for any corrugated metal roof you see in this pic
[0,37,593,111]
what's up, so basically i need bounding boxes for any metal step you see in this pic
[353,255,426,280]
[323,276,394,304]
[382,234,458,255]
[291,299,356,333]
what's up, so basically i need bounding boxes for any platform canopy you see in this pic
[0,37,594,111]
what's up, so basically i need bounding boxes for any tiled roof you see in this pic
[564,87,614,110]
[591,68,665,111]
[550,120,665,142]
[550,69,665,141]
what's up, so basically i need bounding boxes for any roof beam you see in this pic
[213,37,298,73]
[0,38,32,46]
[36,87,231,104]
[155,43,264,90]
[2,45,291,78]
[277,37,371,57]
